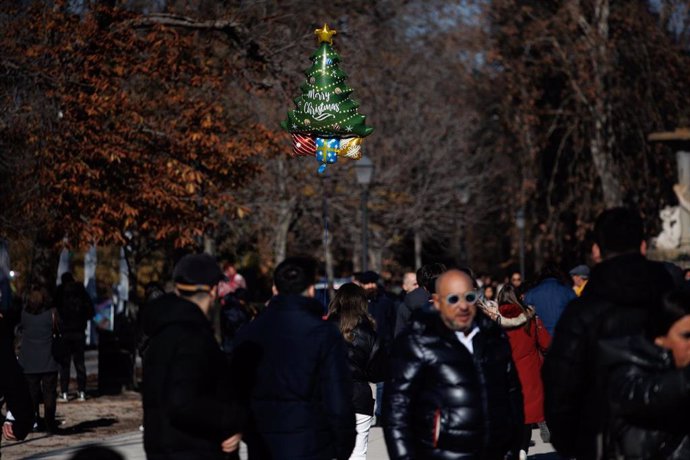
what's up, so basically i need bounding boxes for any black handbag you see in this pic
[51,309,69,363]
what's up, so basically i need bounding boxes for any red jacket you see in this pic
[498,303,551,423]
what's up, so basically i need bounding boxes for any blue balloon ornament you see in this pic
[315,138,339,174]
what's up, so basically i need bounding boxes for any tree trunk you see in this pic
[582,0,623,207]
[591,0,622,207]
[273,157,292,267]
[203,235,215,256]
[324,234,335,300]
[273,200,291,267]
[352,234,360,273]
[370,246,383,273]
[414,231,422,270]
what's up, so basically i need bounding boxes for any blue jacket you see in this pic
[524,278,576,336]
[232,294,356,460]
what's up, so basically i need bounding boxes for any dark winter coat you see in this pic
[394,287,430,337]
[54,281,94,338]
[523,277,576,336]
[383,310,524,460]
[0,317,33,440]
[220,298,250,354]
[231,294,356,460]
[18,308,59,374]
[498,303,551,424]
[0,276,11,314]
[368,289,397,347]
[142,293,245,460]
[328,314,388,415]
[598,336,690,460]
[542,253,675,460]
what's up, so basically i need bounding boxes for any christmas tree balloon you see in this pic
[281,24,374,173]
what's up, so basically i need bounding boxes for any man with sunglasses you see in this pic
[384,269,524,460]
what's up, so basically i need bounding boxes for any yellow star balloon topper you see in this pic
[314,23,337,45]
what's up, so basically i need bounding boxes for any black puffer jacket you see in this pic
[142,294,245,460]
[598,336,690,459]
[383,310,523,460]
[329,315,388,415]
[542,254,675,460]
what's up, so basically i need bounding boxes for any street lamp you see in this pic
[516,208,526,280]
[355,156,374,271]
[457,186,470,264]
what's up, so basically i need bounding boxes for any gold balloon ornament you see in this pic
[338,137,363,160]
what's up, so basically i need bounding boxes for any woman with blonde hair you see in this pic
[328,283,387,460]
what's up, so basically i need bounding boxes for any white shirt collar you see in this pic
[454,325,480,354]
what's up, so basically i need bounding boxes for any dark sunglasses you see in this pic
[446,291,479,305]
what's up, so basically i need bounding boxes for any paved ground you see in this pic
[8,352,560,460]
[21,426,558,459]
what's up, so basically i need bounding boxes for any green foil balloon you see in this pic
[281,24,374,139]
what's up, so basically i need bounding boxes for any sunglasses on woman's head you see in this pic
[445,291,479,305]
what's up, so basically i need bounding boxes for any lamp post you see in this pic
[516,208,526,279]
[457,187,470,265]
[355,156,374,271]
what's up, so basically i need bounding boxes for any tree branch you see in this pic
[121,13,244,33]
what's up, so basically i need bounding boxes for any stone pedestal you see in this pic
[648,129,690,262]
[677,151,690,249]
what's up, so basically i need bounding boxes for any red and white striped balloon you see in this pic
[291,134,316,157]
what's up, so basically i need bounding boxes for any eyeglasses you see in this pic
[445,291,479,305]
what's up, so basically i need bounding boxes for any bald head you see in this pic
[433,270,478,333]
[435,269,474,294]
[402,272,418,293]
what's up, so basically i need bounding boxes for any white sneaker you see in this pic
[58,393,69,403]
[77,391,86,402]
[538,421,551,443]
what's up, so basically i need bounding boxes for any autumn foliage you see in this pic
[1,1,280,248]
[3,0,690,280]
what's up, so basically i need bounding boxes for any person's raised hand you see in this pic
[2,422,16,441]
[221,433,242,453]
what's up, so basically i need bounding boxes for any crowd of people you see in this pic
[3,206,690,460]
